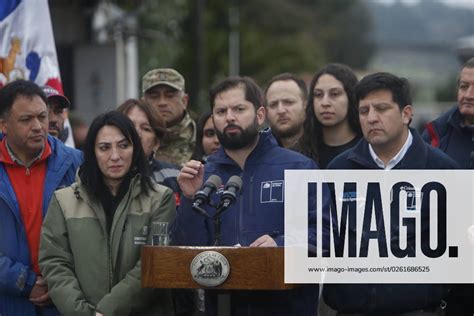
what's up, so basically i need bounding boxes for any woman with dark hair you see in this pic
[117,99,181,193]
[300,63,362,168]
[191,110,220,162]
[39,111,175,316]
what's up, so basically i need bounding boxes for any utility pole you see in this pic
[228,1,239,76]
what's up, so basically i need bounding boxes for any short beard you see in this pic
[272,123,302,140]
[216,118,260,150]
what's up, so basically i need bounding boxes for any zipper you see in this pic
[79,188,113,291]
[248,176,254,215]
[108,234,113,291]
[237,172,245,245]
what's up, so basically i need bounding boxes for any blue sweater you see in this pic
[0,135,83,316]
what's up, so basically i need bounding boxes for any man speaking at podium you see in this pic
[173,76,325,315]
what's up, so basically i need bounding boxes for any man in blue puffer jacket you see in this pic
[323,72,458,316]
[173,76,329,315]
[0,80,83,316]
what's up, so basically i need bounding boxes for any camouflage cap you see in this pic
[142,68,185,93]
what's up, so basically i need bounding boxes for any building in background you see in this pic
[50,0,138,125]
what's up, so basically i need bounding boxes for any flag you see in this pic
[0,0,63,92]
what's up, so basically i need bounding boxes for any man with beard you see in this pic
[173,76,326,316]
[264,73,306,149]
[42,86,70,143]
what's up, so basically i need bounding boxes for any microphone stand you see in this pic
[192,184,240,246]
[213,203,231,246]
[192,201,228,246]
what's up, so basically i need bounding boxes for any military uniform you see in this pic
[155,111,196,166]
[142,68,197,166]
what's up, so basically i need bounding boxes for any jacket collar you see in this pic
[74,173,143,202]
[446,105,474,132]
[447,106,463,130]
[162,111,196,144]
[347,128,428,169]
[208,128,278,167]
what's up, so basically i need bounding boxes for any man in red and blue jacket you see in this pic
[0,80,82,316]
[422,57,474,170]
[422,58,474,315]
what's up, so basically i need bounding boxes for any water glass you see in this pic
[151,221,169,246]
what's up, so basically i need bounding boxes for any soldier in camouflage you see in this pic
[142,68,196,166]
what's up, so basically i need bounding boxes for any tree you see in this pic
[126,0,375,113]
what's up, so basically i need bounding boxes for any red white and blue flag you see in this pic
[0,0,63,92]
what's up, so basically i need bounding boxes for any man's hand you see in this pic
[177,160,205,199]
[29,276,52,307]
[249,234,277,247]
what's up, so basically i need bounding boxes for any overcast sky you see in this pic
[373,0,474,9]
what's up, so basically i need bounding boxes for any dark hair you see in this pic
[116,98,166,139]
[79,111,154,196]
[191,110,213,161]
[355,72,412,111]
[458,57,474,86]
[0,79,48,118]
[300,63,361,162]
[209,76,263,111]
[264,73,308,104]
[462,57,474,69]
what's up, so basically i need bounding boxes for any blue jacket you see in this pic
[422,105,474,169]
[150,158,181,194]
[323,128,458,314]
[0,135,83,316]
[173,130,325,316]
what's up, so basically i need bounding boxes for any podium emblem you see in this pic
[190,251,230,287]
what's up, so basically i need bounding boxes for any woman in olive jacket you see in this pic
[39,111,176,316]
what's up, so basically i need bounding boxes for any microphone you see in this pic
[219,175,243,209]
[193,175,222,208]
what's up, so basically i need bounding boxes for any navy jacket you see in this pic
[173,130,327,316]
[422,105,474,169]
[150,158,181,193]
[0,135,83,316]
[323,129,458,314]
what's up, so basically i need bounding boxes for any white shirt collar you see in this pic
[369,130,413,170]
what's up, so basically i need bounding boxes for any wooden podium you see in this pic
[142,246,295,290]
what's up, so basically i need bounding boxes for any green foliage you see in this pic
[136,0,190,76]
[435,76,458,103]
[129,0,374,112]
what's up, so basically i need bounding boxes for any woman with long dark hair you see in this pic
[300,63,362,168]
[191,110,220,162]
[40,111,175,316]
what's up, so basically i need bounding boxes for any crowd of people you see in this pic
[0,57,472,316]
